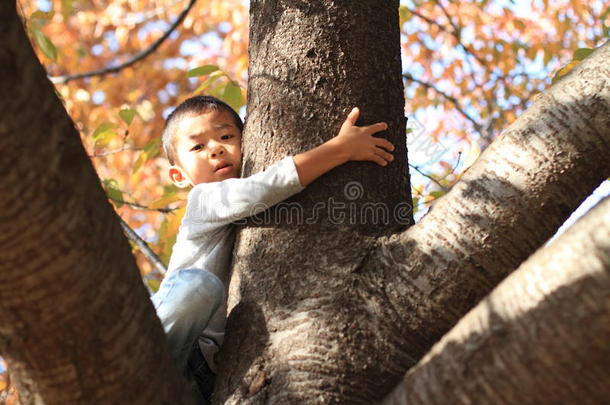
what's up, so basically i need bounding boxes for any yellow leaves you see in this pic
[92,121,119,149]
[399,6,410,28]
[149,194,183,210]
[115,26,130,48]
[133,138,161,174]
[157,206,186,265]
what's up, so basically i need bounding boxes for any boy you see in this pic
[152,95,394,403]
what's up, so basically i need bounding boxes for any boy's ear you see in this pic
[169,165,191,188]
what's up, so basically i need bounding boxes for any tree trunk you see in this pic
[0,4,190,404]
[215,1,411,403]
[216,2,610,399]
[383,196,610,404]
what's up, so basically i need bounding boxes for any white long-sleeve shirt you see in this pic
[166,156,305,371]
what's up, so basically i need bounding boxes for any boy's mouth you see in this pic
[214,161,233,173]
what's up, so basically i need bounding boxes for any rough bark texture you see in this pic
[216,1,411,403]
[0,5,191,404]
[361,41,610,375]
[217,9,610,400]
[383,196,610,405]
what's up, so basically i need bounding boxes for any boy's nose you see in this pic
[209,143,224,158]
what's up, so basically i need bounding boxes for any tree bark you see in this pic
[0,4,190,404]
[217,2,610,399]
[361,40,610,373]
[216,1,411,403]
[383,196,610,405]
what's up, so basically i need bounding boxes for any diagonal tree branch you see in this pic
[356,41,610,396]
[0,4,190,402]
[383,195,610,404]
[49,0,197,84]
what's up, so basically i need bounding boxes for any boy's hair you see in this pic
[162,95,244,165]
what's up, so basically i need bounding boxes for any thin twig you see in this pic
[403,72,483,134]
[89,145,138,158]
[110,196,178,214]
[409,163,450,192]
[119,216,167,276]
[49,0,198,84]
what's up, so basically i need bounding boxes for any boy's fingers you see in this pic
[374,147,394,162]
[370,153,388,166]
[365,122,388,134]
[374,137,395,152]
[346,107,360,125]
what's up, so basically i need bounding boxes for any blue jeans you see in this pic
[151,268,224,403]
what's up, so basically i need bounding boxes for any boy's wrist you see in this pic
[324,137,350,165]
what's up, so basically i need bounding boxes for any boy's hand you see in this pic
[293,107,395,187]
[332,107,395,166]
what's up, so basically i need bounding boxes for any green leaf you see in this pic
[601,7,610,37]
[187,65,219,78]
[133,139,161,173]
[61,0,74,19]
[102,179,123,208]
[119,108,136,125]
[399,6,410,27]
[411,196,420,214]
[573,48,593,61]
[146,278,161,293]
[93,121,118,139]
[428,190,446,200]
[32,27,58,62]
[30,10,54,22]
[194,71,223,93]
[222,81,243,111]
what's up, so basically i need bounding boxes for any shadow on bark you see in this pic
[383,272,610,404]
[215,301,269,402]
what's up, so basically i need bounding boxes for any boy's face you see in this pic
[169,109,242,187]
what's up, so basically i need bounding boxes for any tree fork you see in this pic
[364,41,610,373]
[0,4,191,403]
[216,1,412,403]
[384,195,610,404]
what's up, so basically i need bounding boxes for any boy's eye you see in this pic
[190,144,204,151]
[220,134,233,140]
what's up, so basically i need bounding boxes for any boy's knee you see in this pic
[174,268,224,311]
[153,269,224,325]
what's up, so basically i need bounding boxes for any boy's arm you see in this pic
[183,107,394,232]
[293,107,394,186]
[184,156,304,231]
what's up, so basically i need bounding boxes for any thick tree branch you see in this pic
[0,4,190,402]
[384,196,610,404]
[358,41,610,395]
[49,0,197,84]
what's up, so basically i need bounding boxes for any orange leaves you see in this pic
[21,0,250,276]
[400,0,605,218]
